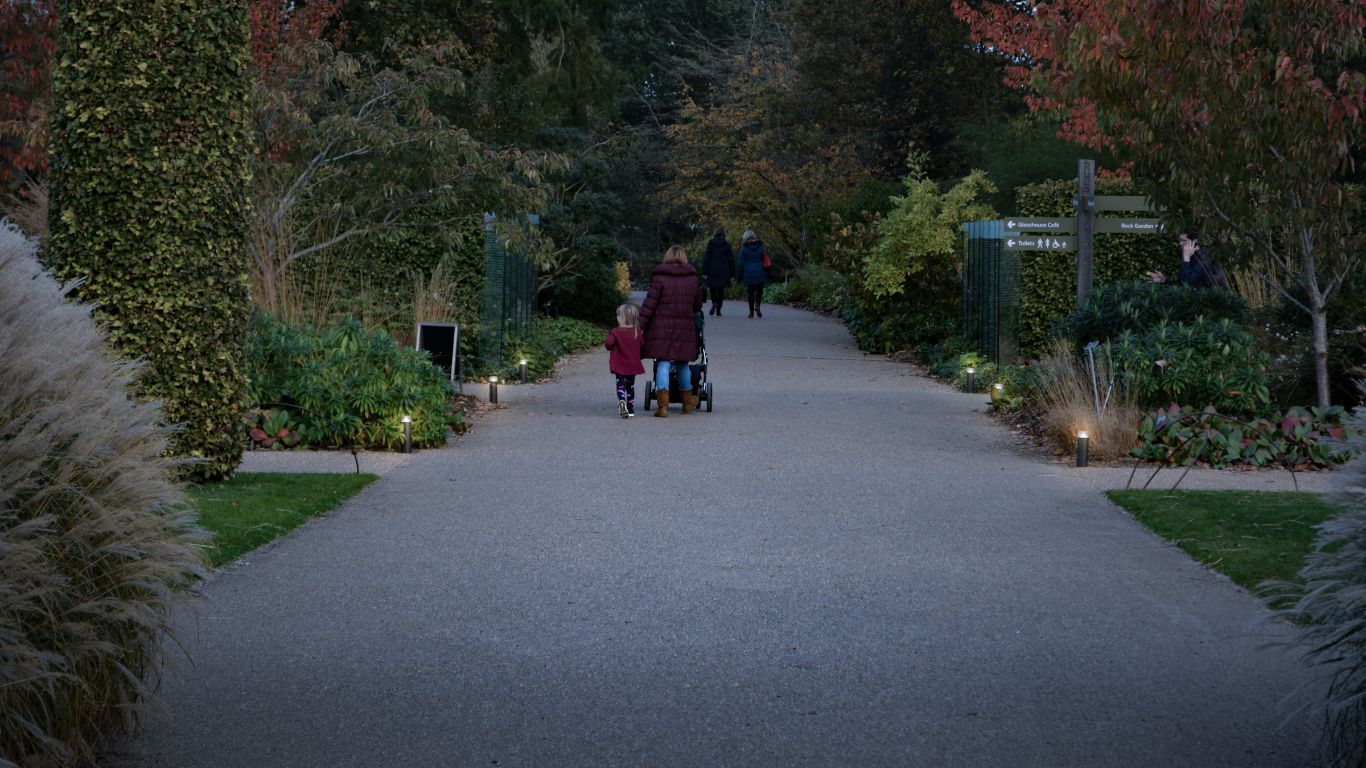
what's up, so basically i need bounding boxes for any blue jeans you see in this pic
[655,360,692,392]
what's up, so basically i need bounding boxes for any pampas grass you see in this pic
[1264,384,1366,767]
[1036,340,1141,461]
[0,221,205,766]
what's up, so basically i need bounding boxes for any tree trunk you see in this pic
[1310,302,1331,407]
[1301,243,1332,407]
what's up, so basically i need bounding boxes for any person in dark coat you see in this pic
[701,229,735,316]
[638,245,705,416]
[1146,226,1227,289]
[735,229,769,318]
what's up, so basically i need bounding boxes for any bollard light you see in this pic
[1076,430,1089,467]
[965,366,976,393]
[401,415,413,454]
[519,359,528,384]
[488,376,499,404]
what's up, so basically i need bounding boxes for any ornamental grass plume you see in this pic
[1036,340,1141,461]
[0,221,205,766]
[1264,383,1366,767]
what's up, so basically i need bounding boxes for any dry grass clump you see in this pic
[248,243,342,331]
[1035,340,1141,461]
[413,263,461,325]
[1,179,48,244]
[1226,250,1291,312]
[0,221,205,766]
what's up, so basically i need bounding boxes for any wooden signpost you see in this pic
[1002,162,1164,305]
[1076,159,1096,304]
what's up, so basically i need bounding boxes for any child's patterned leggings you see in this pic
[615,375,635,406]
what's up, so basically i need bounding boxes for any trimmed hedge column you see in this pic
[1014,179,1172,356]
[47,1,253,481]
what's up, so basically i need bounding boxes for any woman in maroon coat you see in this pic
[638,245,705,416]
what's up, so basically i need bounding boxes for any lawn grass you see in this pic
[1105,490,1342,591]
[188,472,377,567]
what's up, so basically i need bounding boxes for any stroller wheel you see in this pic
[705,382,714,412]
[644,380,654,409]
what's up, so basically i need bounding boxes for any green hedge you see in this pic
[1014,179,1173,356]
[247,316,459,450]
[481,315,605,381]
[312,215,485,343]
[46,1,253,481]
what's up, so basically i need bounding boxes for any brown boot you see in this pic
[680,389,698,414]
[654,389,670,417]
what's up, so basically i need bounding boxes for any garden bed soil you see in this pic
[453,392,504,423]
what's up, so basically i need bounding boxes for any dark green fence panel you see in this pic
[481,214,538,369]
[961,220,1020,363]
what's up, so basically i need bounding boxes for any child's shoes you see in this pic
[619,400,629,419]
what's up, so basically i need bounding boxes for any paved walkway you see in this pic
[116,301,1325,767]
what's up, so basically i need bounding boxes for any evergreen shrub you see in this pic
[1110,318,1272,415]
[246,316,459,450]
[542,260,625,324]
[763,281,795,305]
[0,223,204,766]
[46,1,254,481]
[1064,281,1250,349]
[490,316,605,381]
[787,264,849,314]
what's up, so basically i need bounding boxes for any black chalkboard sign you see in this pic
[416,322,460,385]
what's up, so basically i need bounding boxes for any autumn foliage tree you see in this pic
[954,0,1365,406]
[0,0,344,187]
[0,0,55,190]
[665,42,870,269]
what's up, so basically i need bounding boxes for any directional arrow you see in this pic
[1095,218,1166,234]
[1005,216,1076,234]
[1003,236,1077,252]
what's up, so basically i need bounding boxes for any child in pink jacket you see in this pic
[604,303,645,418]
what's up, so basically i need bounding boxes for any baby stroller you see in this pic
[643,311,714,413]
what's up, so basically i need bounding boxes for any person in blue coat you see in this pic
[735,230,769,318]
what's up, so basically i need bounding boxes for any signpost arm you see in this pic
[1076,159,1096,305]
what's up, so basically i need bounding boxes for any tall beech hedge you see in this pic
[47,1,253,481]
[1014,179,1172,356]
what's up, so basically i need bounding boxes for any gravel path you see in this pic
[114,301,1325,767]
